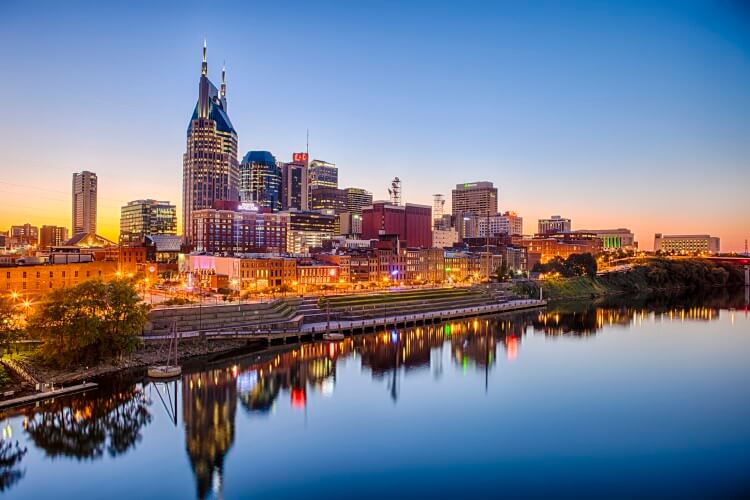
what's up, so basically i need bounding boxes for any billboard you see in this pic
[292,152,309,164]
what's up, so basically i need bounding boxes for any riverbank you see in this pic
[515,258,747,301]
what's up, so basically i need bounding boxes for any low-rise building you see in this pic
[654,233,720,254]
[513,233,603,265]
[1,260,118,296]
[574,228,636,250]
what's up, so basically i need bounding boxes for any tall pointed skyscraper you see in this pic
[182,41,239,244]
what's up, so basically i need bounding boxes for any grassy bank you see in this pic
[515,258,746,301]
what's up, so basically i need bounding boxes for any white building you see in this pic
[654,234,720,254]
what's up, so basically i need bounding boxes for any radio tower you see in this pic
[388,177,402,206]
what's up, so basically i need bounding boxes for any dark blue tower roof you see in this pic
[242,151,277,166]
[187,80,236,136]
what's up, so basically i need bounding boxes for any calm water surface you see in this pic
[2,291,749,498]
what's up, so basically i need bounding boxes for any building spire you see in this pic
[201,39,208,76]
[221,61,226,98]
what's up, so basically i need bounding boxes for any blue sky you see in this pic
[0,0,748,249]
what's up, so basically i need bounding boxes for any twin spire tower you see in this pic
[182,41,239,244]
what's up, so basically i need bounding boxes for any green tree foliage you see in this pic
[0,296,23,352]
[26,280,149,368]
[532,253,598,278]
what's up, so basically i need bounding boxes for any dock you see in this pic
[0,382,99,411]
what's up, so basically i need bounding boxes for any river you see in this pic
[1,290,749,498]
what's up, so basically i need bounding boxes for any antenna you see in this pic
[389,177,401,206]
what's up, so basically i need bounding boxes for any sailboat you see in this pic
[148,321,182,379]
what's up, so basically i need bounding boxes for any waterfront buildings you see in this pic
[654,233,720,254]
[240,151,282,212]
[538,215,571,235]
[574,228,636,250]
[1,260,118,295]
[281,154,309,211]
[284,210,338,254]
[361,201,432,248]
[39,225,69,250]
[119,199,177,244]
[308,159,338,190]
[451,182,498,217]
[191,202,287,255]
[514,233,603,268]
[72,171,97,235]
[183,43,239,245]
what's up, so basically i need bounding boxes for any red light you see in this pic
[292,152,308,163]
[291,387,306,408]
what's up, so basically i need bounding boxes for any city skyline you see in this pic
[1,1,748,250]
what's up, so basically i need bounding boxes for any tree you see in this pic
[495,261,509,282]
[565,253,597,278]
[0,296,23,354]
[26,279,149,367]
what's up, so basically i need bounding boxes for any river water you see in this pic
[1,290,749,498]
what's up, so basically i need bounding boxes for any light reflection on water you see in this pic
[2,290,749,498]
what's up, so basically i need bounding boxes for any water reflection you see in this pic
[1,289,747,497]
[22,379,151,460]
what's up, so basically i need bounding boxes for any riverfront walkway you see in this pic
[143,298,546,345]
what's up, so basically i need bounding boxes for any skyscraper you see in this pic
[308,159,338,190]
[344,187,373,214]
[451,182,498,217]
[72,171,97,235]
[183,42,239,244]
[240,151,282,212]
[281,153,309,211]
[119,199,177,244]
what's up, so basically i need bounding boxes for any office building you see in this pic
[344,187,373,214]
[239,151,282,212]
[339,212,363,236]
[361,201,432,248]
[39,225,69,250]
[183,42,239,244]
[308,159,338,190]
[654,234,720,254]
[451,182,498,217]
[538,215,571,235]
[513,233,603,267]
[432,194,445,227]
[281,153,309,211]
[72,171,97,235]
[574,228,636,250]
[284,210,338,254]
[468,211,524,238]
[310,187,347,213]
[191,202,287,255]
[9,224,39,249]
[433,228,459,249]
[119,199,177,244]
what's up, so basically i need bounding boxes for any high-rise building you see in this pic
[538,215,571,235]
[432,194,445,227]
[344,187,373,214]
[9,224,39,249]
[239,151,282,212]
[283,210,338,254]
[361,201,432,248]
[281,153,309,211]
[310,187,347,214]
[119,199,177,244]
[470,211,524,238]
[72,171,97,235]
[183,42,239,244]
[451,182,497,217]
[191,203,287,255]
[39,225,69,250]
[654,234,720,254]
[308,159,338,191]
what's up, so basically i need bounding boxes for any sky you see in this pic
[0,0,748,250]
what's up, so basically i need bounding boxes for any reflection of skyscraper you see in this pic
[183,369,237,500]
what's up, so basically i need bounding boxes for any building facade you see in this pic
[183,43,239,245]
[9,224,39,249]
[538,215,571,235]
[1,260,118,296]
[240,151,282,212]
[451,182,498,217]
[574,228,636,250]
[191,204,287,255]
[281,155,309,211]
[284,211,338,254]
[654,234,720,254]
[39,225,69,250]
[309,187,347,214]
[72,170,97,235]
[344,187,373,214]
[361,201,432,249]
[308,159,338,191]
[119,199,177,244]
